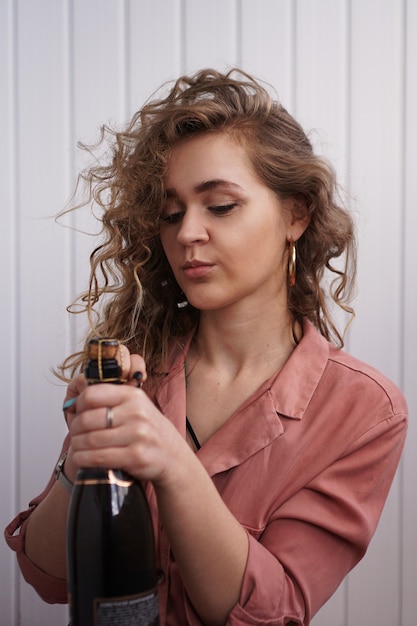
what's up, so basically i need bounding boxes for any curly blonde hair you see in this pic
[59,68,356,379]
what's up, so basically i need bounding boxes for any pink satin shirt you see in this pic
[5,320,407,625]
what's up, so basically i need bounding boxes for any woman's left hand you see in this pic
[69,353,186,485]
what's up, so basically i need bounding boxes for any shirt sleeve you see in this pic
[4,434,71,604]
[225,410,407,625]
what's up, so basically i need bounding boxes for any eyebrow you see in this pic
[165,179,243,198]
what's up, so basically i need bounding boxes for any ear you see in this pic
[286,197,311,241]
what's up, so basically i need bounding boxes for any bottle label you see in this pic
[94,590,159,626]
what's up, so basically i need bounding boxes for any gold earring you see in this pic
[288,240,296,287]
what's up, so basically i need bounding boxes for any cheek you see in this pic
[159,234,185,287]
[235,217,287,264]
[159,232,175,263]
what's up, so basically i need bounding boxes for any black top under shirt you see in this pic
[186,417,201,450]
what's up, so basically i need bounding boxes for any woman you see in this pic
[5,68,407,625]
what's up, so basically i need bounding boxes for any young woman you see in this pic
[5,68,407,625]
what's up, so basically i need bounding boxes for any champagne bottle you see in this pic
[67,338,159,626]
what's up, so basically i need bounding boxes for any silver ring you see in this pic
[106,407,114,429]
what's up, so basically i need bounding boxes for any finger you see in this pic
[73,383,143,424]
[71,446,135,471]
[62,373,87,425]
[115,344,132,380]
[71,416,155,476]
[129,354,147,385]
[70,428,128,465]
[71,404,144,454]
[70,405,116,437]
[65,373,88,400]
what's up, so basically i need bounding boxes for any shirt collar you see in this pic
[269,318,330,420]
[153,319,330,475]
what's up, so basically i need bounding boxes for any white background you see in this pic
[1,1,416,625]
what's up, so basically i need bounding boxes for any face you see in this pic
[159,132,301,315]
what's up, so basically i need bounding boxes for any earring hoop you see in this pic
[288,240,297,287]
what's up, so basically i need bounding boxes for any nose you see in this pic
[176,207,209,246]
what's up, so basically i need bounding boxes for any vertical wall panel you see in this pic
[184,0,239,71]
[296,6,350,623]
[70,0,130,310]
[294,0,349,174]
[240,0,295,107]
[128,0,183,115]
[348,0,404,382]
[343,1,405,625]
[401,0,417,623]
[1,1,414,624]
[15,0,71,623]
[0,1,18,624]
[295,0,352,347]
[16,0,70,496]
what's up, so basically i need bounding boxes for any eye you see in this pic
[209,203,238,215]
[160,211,184,224]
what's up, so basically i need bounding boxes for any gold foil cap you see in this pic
[87,338,120,360]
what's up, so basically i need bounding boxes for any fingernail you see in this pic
[133,371,143,388]
[62,397,77,411]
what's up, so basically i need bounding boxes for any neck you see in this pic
[190,302,299,379]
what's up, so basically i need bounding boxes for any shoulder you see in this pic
[296,320,407,424]
[270,320,407,427]
[289,323,408,464]
[325,341,407,419]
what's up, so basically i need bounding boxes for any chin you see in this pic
[186,296,224,311]
[184,287,237,312]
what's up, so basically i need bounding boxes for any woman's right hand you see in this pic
[63,372,88,425]
[60,373,86,482]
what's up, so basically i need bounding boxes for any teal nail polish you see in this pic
[63,397,76,411]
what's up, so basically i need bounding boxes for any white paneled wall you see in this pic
[1,1,415,624]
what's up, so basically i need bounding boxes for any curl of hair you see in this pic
[58,68,356,381]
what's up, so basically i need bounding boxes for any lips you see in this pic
[182,260,214,279]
